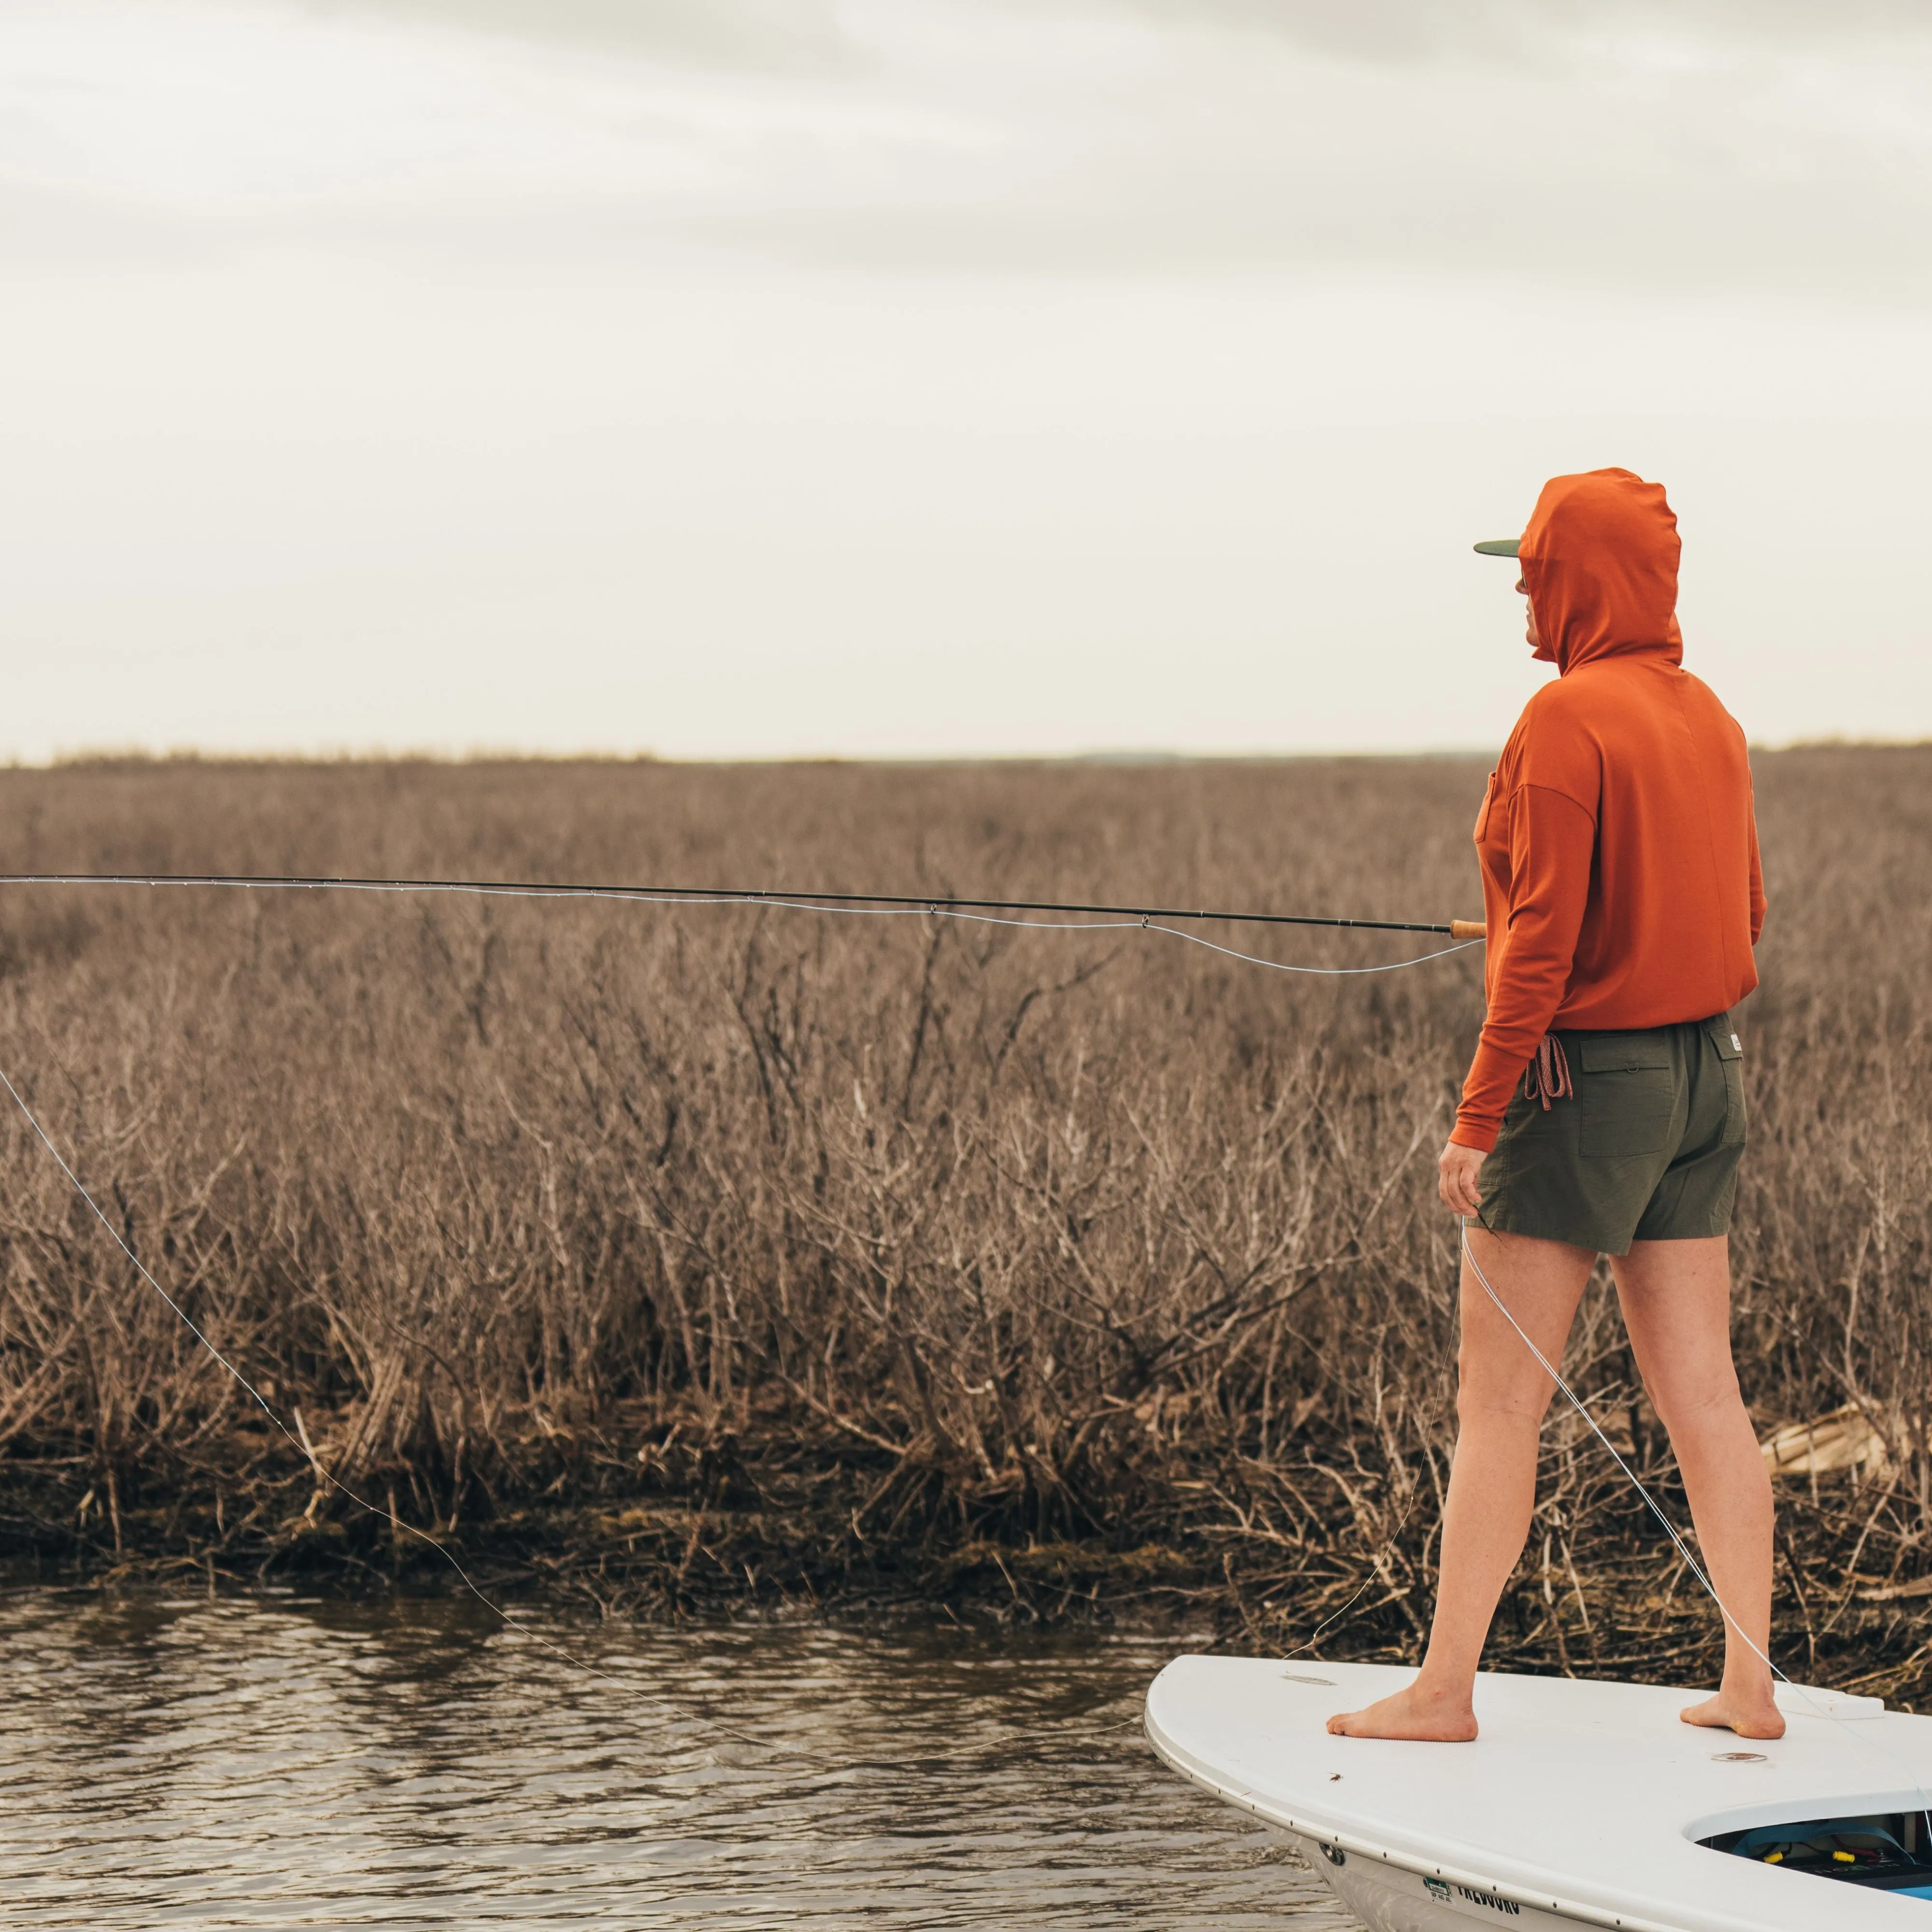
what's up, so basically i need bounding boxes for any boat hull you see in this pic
[1317,1851,1573,1928]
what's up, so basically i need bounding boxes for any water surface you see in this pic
[0,1589,1353,1929]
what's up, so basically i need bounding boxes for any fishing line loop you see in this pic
[0,868,1473,1744]
[1282,1488,1420,1666]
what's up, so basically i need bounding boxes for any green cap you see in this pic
[1473,539,1520,557]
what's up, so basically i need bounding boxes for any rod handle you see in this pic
[1449,919,1487,942]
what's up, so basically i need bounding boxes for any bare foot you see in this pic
[1327,1682,1478,1741]
[1680,1690,1786,1740]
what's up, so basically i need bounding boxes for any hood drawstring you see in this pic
[1524,1035,1573,1110]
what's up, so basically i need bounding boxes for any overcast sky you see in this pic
[3,0,1930,759]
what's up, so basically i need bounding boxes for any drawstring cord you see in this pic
[1522,1034,1573,1110]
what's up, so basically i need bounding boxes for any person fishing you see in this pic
[1329,467,1779,1744]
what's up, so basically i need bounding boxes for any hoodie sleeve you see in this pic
[1747,807,1765,946]
[1451,782,1597,1152]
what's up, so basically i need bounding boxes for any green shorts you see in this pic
[1476,1012,1747,1256]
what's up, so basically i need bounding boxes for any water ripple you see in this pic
[0,1591,1353,1930]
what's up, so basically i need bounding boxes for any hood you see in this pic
[1519,468,1682,675]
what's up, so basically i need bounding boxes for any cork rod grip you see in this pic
[1449,919,1487,942]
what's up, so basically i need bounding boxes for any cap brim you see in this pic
[1473,539,1520,557]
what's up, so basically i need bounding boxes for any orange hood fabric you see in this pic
[1452,469,1765,1153]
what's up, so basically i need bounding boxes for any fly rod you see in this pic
[0,872,1488,940]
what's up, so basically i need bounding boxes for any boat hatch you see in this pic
[1701,1811,1932,1897]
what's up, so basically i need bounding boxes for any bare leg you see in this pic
[1611,1236,1783,1739]
[1329,1228,1594,1740]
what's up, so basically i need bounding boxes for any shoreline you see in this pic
[5,1425,1922,1707]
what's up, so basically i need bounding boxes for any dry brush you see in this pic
[0,752,1925,1694]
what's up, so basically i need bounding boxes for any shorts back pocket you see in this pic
[1575,1033,1676,1158]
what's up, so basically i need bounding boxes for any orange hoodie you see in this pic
[1451,469,1765,1153]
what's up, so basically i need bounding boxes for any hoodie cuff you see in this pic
[1449,1119,1500,1155]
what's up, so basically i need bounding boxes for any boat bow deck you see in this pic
[1145,1656,1932,1930]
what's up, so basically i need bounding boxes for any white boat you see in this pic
[1145,1655,1932,1929]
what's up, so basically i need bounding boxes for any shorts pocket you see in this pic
[1575,1034,1675,1158]
[1711,1019,1747,1146]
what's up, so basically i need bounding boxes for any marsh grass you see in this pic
[0,752,1926,1693]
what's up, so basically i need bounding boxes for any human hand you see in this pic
[1438,1140,1486,1216]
